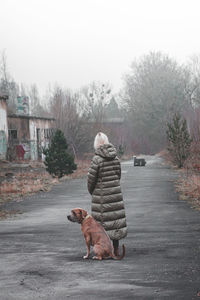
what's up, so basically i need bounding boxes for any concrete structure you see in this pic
[0,95,9,159]
[8,115,55,160]
[0,95,55,161]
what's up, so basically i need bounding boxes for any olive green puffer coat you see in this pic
[87,143,127,240]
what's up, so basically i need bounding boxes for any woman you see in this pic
[87,132,127,255]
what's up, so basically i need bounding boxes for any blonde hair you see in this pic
[94,132,109,150]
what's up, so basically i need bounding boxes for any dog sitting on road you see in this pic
[67,208,125,260]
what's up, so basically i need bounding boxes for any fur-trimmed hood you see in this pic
[95,143,117,160]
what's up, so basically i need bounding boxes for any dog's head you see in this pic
[67,208,88,224]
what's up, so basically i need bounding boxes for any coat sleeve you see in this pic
[119,163,121,179]
[116,157,121,179]
[87,157,99,195]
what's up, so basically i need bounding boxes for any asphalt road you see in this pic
[0,156,200,300]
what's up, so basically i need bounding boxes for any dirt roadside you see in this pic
[175,169,200,211]
[0,159,90,218]
[159,150,200,211]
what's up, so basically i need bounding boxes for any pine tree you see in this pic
[43,129,77,178]
[166,113,192,168]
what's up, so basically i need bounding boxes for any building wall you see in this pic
[0,99,8,159]
[0,95,55,161]
[7,116,55,161]
[7,116,30,160]
[8,117,30,141]
[29,118,55,160]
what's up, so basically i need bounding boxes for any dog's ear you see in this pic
[79,209,87,219]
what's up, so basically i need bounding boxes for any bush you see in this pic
[43,129,77,178]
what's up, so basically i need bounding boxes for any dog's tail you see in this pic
[112,244,125,260]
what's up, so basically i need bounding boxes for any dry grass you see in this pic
[160,147,200,210]
[0,172,58,203]
[0,159,90,219]
[178,142,200,210]
[176,173,200,210]
[0,209,22,219]
[0,159,90,203]
[63,159,90,179]
[0,157,128,218]
[158,150,177,168]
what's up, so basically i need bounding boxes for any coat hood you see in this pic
[95,143,117,160]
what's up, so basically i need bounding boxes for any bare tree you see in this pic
[49,86,91,158]
[0,50,9,91]
[0,50,19,113]
[184,55,200,108]
[28,84,47,116]
[81,81,112,133]
[121,52,190,153]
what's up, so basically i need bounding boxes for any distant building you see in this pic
[0,94,9,159]
[0,95,55,161]
[8,114,55,161]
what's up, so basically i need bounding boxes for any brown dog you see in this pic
[67,208,125,260]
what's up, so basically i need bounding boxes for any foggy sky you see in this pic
[0,0,200,97]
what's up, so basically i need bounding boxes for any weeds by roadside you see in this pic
[176,172,200,210]
[160,148,200,210]
[0,160,90,218]
[0,161,58,204]
[0,157,131,218]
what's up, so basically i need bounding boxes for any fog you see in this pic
[1,0,200,96]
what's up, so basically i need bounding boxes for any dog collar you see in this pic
[82,214,91,224]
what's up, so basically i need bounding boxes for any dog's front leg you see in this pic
[83,235,90,259]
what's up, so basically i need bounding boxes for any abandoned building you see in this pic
[0,94,55,161]
[0,95,9,160]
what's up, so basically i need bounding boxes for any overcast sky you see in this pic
[1,0,200,97]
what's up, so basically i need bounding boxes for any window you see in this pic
[8,129,17,140]
[44,128,54,139]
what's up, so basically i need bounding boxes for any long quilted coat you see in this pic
[87,143,127,240]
